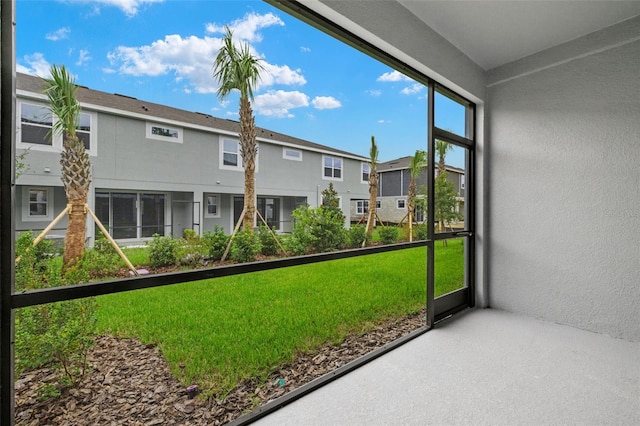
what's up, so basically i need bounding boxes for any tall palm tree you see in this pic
[213,27,263,231]
[364,136,379,243]
[407,150,426,242]
[44,64,91,270]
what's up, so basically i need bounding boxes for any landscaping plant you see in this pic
[148,234,177,268]
[230,228,261,263]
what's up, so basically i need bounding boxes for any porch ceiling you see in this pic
[398,1,640,70]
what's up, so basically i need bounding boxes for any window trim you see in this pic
[17,100,98,156]
[21,186,54,222]
[356,199,368,215]
[204,193,220,218]
[283,147,303,161]
[322,155,343,181]
[396,199,406,209]
[146,122,183,144]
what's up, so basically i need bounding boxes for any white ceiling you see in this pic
[398,1,640,70]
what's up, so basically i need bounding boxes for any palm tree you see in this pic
[407,150,426,242]
[364,136,379,243]
[213,27,263,231]
[436,139,453,176]
[44,64,91,270]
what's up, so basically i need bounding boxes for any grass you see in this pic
[96,240,464,396]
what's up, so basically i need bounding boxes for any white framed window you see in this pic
[323,155,343,181]
[220,138,243,170]
[146,122,183,143]
[22,187,53,222]
[361,162,371,184]
[376,200,381,209]
[283,147,302,161]
[205,194,220,218]
[397,199,406,209]
[356,200,369,215]
[17,101,98,156]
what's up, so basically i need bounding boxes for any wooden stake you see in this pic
[221,207,246,262]
[255,209,286,254]
[86,205,139,276]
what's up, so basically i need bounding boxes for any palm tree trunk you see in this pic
[63,197,87,269]
[365,171,378,239]
[239,97,257,231]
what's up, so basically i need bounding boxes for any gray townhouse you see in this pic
[15,72,369,246]
[350,155,465,225]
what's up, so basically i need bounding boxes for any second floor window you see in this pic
[361,163,370,183]
[323,155,342,180]
[221,138,242,169]
[18,101,96,155]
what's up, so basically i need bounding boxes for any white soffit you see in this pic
[398,1,640,70]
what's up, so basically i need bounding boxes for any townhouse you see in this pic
[15,72,369,245]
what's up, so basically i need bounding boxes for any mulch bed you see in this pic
[15,309,426,425]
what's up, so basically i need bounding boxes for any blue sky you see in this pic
[17,0,466,166]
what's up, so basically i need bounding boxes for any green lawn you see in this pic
[97,240,464,396]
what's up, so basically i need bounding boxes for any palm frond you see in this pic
[43,64,80,139]
[212,27,263,101]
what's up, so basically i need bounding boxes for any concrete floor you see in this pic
[254,309,639,425]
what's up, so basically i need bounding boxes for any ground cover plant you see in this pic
[96,242,464,399]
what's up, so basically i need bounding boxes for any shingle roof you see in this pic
[17,72,367,160]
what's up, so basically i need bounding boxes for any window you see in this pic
[146,122,183,143]
[361,162,370,183]
[461,174,466,190]
[205,194,219,218]
[20,103,52,146]
[18,101,97,155]
[283,147,302,161]
[22,187,53,221]
[376,200,381,209]
[356,200,369,215]
[323,155,343,181]
[221,138,243,170]
[397,199,406,209]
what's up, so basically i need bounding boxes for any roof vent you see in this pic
[141,105,149,111]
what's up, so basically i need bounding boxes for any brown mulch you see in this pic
[15,310,426,425]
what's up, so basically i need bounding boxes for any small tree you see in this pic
[364,136,379,244]
[407,150,426,242]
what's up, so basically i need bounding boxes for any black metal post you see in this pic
[1,0,16,423]
[426,83,435,327]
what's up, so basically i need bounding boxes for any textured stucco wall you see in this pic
[487,28,640,340]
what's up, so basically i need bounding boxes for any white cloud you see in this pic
[400,83,424,95]
[46,27,70,41]
[366,89,382,97]
[260,63,306,87]
[253,90,309,118]
[102,67,116,74]
[17,53,51,78]
[76,0,164,17]
[107,12,306,94]
[205,12,283,43]
[377,119,391,124]
[311,96,341,110]
[377,70,412,82]
[76,49,92,66]
[300,46,311,53]
[107,34,223,93]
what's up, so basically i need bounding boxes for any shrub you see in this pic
[378,226,400,245]
[258,225,279,256]
[230,229,261,263]
[347,225,367,248]
[15,233,96,388]
[148,234,177,268]
[82,236,120,278]
[289,185,347,254]
[175,231,208,267]
[414,223,428,241]
[203,226,230,261]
